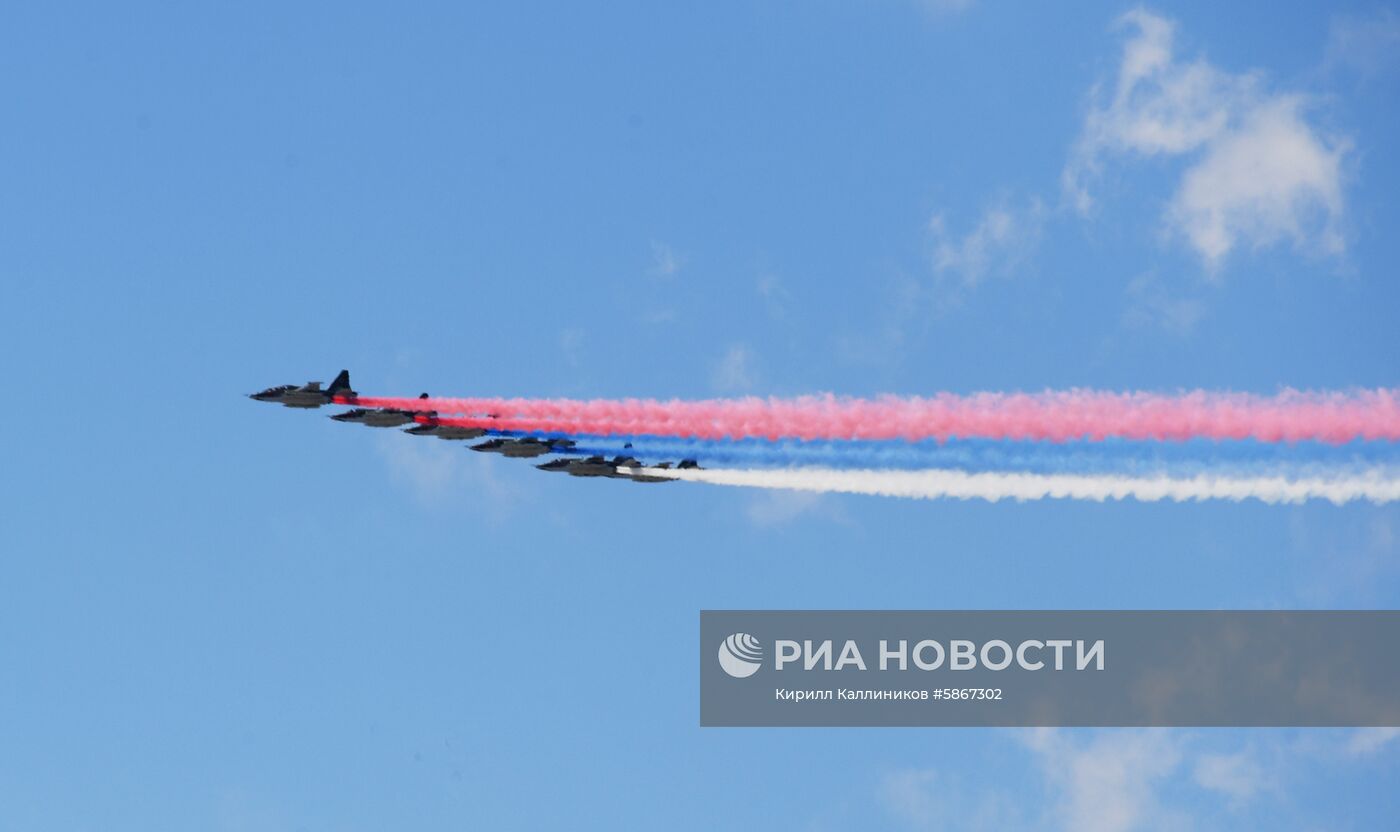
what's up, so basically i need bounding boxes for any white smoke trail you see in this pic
[621,466,1400,505]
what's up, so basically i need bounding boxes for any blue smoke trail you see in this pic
[493,431,1400,478]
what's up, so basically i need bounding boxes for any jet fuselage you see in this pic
[330,408,416,427]
[472,437,575,458]
[404,423,489,440]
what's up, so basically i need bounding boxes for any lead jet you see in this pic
[330,393,428,428]
[470,437,576,458]
[249,370,356,409]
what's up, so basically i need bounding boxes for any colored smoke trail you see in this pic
[557,435,1400,478]
[356,388,1400,443]
[363,386,1400,502]
[619,466,1400,505]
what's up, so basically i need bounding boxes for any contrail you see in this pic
[617,466,1400,505]
[355,388,1400,443]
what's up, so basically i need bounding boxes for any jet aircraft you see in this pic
[614,460,675,483]
[470,437,576,458]
[404,422,489,440]
[537,455,689,482]
[613,458,701,482]
[330,393,428,428]
[536,455,620,477]
[404,409,493,440]
[249,370,356,408]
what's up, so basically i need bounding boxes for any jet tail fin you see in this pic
[328,370,352,396]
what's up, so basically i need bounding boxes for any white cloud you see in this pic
[648,240,682,278]
[1346,727,1400,757]
[744,489,827,527]
[1192,750,1265,804]
[877,769,1024,831]
[558,327,586,366]
[1282,508,1400,606]
[710,345,758,393]
[1023,729,1183,832]
[374,432,519,515]
[756,272,793,319]
[1326,9,1400,77]
[1122,272,1206,335]
[930,198,1044,286]
[882,729,1400,832]
[1065,9,1348,269]
[1168,96,1345,264]
[879,769,945,827]
[835,274,925,370]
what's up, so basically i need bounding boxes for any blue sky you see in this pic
[2,2,1398,829]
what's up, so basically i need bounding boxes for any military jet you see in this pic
[536,455,622,477]
[536,454,686,481]
[404,422,489,440]
[470,437,576,458]
[249,370,356,409]
[404,410,492,440]
[615,461,676,483]
[614,458,701,482]
[330,393,428,428]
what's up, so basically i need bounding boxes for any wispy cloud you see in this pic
[1283,508,1400,606]
[744,489,828,528]
[1192,749,1267,805]
[710,344,759,393]
[1326,9,1400,78]
[882,729,1398,831]
[879,732,1192,832]
[639,240,683,323]
[374,432,519,517]
[834,274,924,370]
[558,327,586,367]
[1065,9,1348,270]
[1122,272,1207,335]
[929,198,1044,287]
[756,272,793,320]
[1022,729,1183,832]
[648,240,683,278]
[877,768,1025,831]
[1346,727,1400,757]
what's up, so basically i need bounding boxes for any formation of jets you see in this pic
[250,370,698,484]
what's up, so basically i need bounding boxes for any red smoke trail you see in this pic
[349,389,1400,444]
